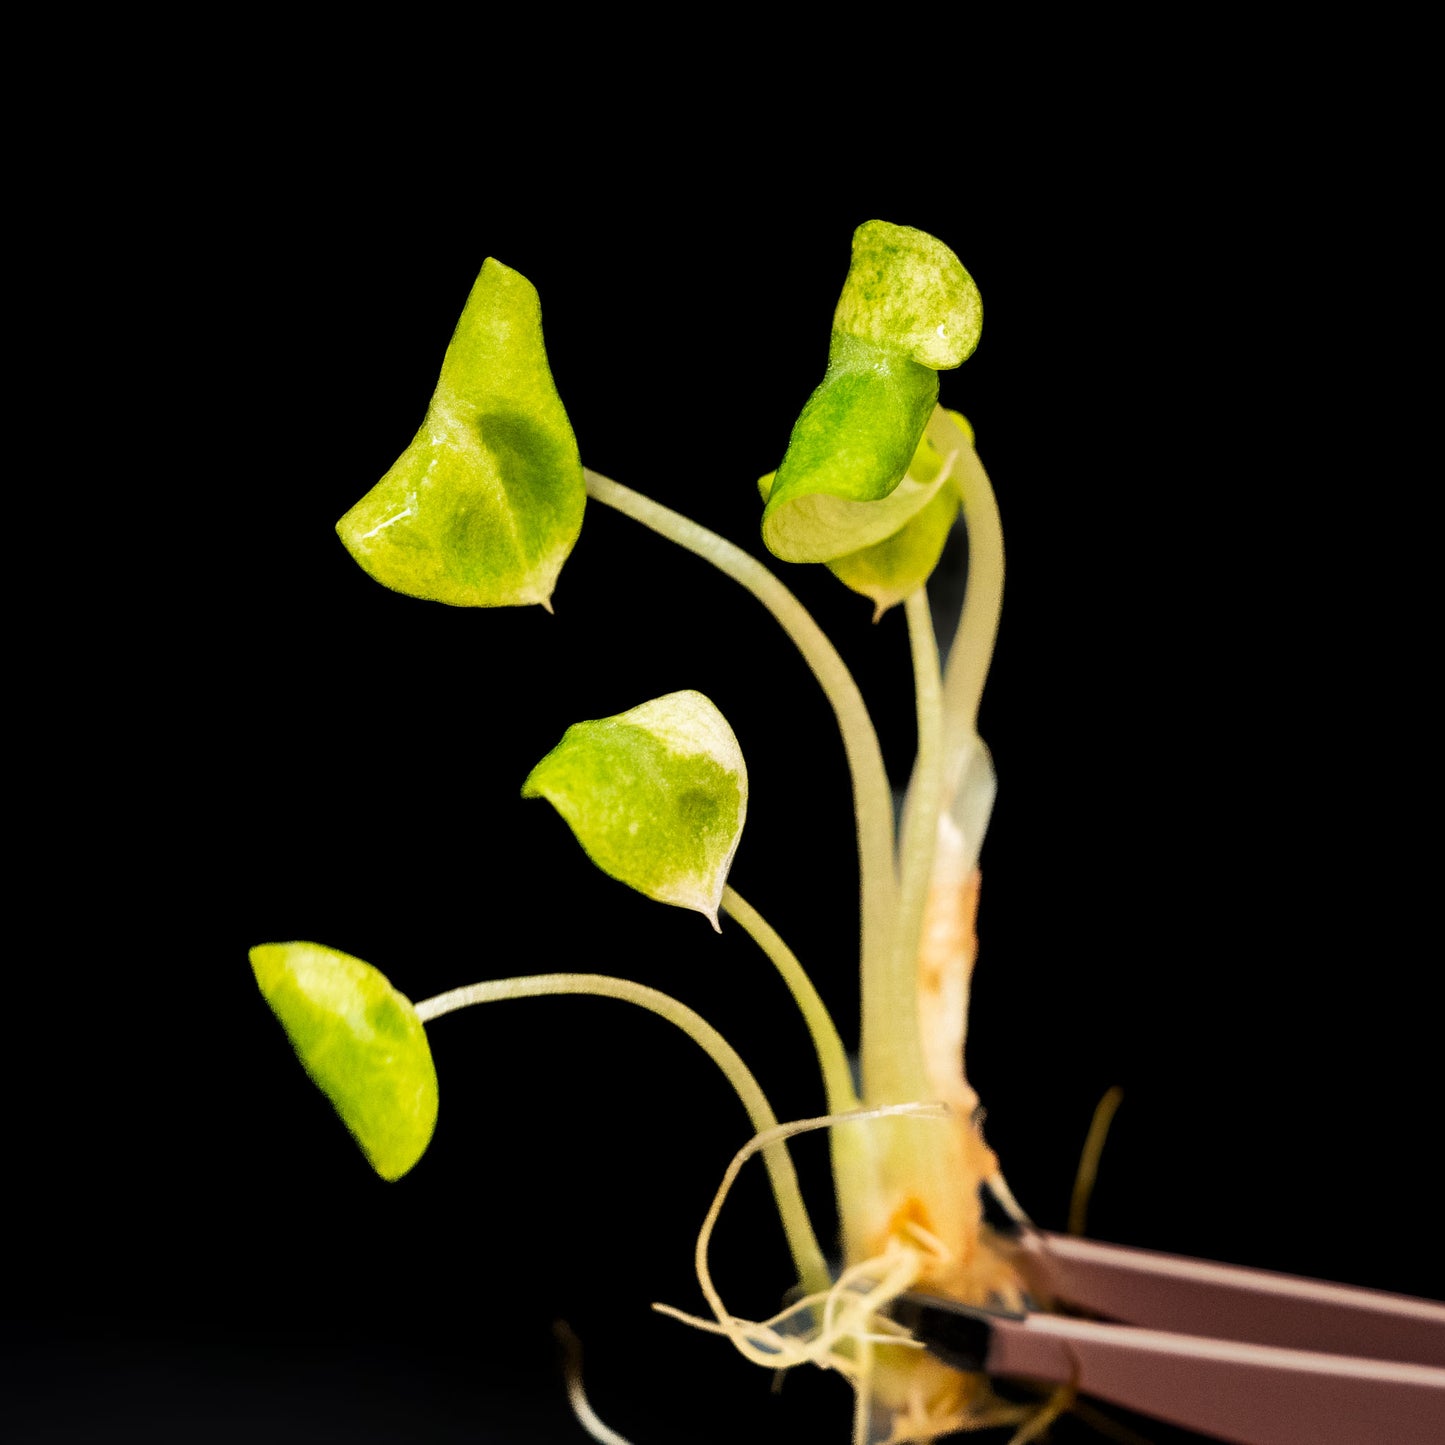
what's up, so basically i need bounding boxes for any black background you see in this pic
[9,70,1436,1445]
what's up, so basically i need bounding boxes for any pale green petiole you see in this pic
[414,972,831,1296]
[935,411,1004,772]
[582,469,898,1036]
[720,885,859,1115]
[867,587,945,1107]
[927,413,1004,924]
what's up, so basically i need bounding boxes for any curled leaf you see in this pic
[251,941,438,1180]
[762,223,980,564]
[826,482,960,621]
[833,220,982,369]
[522,691,747,928]
[759,410,975,620]
[337,258,584,608]
[761,339,941,563]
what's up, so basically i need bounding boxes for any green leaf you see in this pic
[832,220,982,369]
[250,941,438,1180]
[760,409,971,619]
[761,223,981,564]
[827,482,961,621]
[521,691,747,928]
[823,409,973,619]
[337,258,585,609]
[761,336,942,563]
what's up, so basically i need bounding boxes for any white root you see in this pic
[652,1104,955,1440]
[651,1100,1066,1444]
[553,1320,635,1445]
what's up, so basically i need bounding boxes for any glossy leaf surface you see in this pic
[522,691,746,927]
[337,258,584,608]
[251,941,438,1180]
[762,223,980,564]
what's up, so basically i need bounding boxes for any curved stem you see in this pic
[721,885,859,1114]
[932,416,1004,776]
[584,468,898,1014]
[415,972,830,1294]
[865,588,944,1105]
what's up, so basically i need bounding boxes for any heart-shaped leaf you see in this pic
[337,258,584,609]
[251,941,438,1181]
[522,691,747,928]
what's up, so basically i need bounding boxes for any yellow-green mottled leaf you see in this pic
[760,410,972,618]
[337,259,584,608]
[251,941,438,1181]
[827,482,961,620]
[824,409,973,618]
[761,336,941,563]
[521,691,746,928]
[833,221,982,369]
[761,224,981,564]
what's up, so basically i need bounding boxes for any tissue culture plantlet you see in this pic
[252,223,1061,1444]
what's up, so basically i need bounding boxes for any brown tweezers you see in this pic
[890,1231,1445,1444]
